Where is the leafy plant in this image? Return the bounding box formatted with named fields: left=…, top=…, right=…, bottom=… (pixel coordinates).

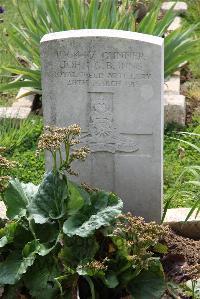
left=185, top=279, right=200, bottom=299
left=0, top=0, right=199, bottom=95
left=0, top=124, right=166, bottom=298
left=165, top=280, right=200, bottom=299
left=0, top=116, right=44, bottom=185
left=162, top=131, right=200, bottom=223
left=0, top=117, right=41, bottom=150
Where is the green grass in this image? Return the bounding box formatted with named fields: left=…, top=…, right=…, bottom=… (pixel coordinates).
left=0, top=91, right=16, bottom=106
left=162, top=0, right=200, bottom=209
left=0, top=0, right=26, bottom=78
left=182, top=0, right=200, bottom=78
left=0, top=116, right=45, bottom=185
left=164, top=117, right=200, bottom=208
left=0, top=0, right=27, bottom=105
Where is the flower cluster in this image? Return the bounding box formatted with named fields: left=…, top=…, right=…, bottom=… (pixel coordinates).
left=69, top=146, right=90, bottom=162
left=81, top=260, right=108, bottom=273
left=81, top=182, right=99, bottom=193
left=0, top=147, right=17, bottom=192
left=37, top=124, right=82, bottom=153
left=0, top=155, right=17, bottom=170
left=114, top=213, right=166, bottom=243
left=37, top=131, right=63, bottom=153
left=0, top=176, right=10, bottom=192
left=37, top=124, right=90, bottom=174
left=111, top=213, right=167, bottom=270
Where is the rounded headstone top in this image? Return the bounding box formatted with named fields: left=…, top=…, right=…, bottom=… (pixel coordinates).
left=40, top=29, right=164, bottom=46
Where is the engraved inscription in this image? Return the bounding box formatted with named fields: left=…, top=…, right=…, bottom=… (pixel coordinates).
left=81, top=93, right=139, bottom=153
left=50, top=43, right=152, bottom=88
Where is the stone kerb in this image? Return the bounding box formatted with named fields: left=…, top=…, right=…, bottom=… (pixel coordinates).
left=12, top=87, right=35, bottom=109
left=161, top=1, right=188, bottom=14
left=163, top=2, right=187, bottom=126
left=0, top=107, right=31, bottom=119
left=168, top=16, right=182, bottom=32
left=164, top=208, right=200, bottom=240
left=41, top=29, right=164, bottom=222
left=164, top=94, right=186, bottom=126
left=0, top=88, right=35, bottom=120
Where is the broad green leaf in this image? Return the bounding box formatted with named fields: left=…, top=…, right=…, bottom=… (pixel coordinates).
left=29, top=171, right=68, bottom=224
left=0, top=240, right=40, bottom=285
left=21, top=182, right=39, bottom=204
left=153, top=243, right=168, bottom=254
left=111, top=235, right=129, bottom=257
left=0, top=222, right=18, bottom=248
left=0, top=236, right=8, bottom=248
left=67, top=181, right=89, bottom=215
left=24, top=257, right=60, bottom=299
left=34, top=222, right=59, bottom=243
left=103, top=273, right=119, bottom=288
left=60, top=235, right=99, bottom=266
left=4, top=179, right=38, bottom=220
left=0, top=239, right=56, bottom=285
left=1, top=284, right=21, bottom=299
left=63, top=191, right=123, bottom=237
left=127, top=259, right=166, bottom=299
left=22, top=239, right=55, bottom=257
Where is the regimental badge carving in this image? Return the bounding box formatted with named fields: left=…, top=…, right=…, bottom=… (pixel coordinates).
left=81, top=93, right=139, bottom=153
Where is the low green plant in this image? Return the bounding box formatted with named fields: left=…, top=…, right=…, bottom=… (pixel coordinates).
left=0, top=0, right=199, bottom=96
left=185, top=279, right=200, bottom=299
left=166, top=280, right=200, bottom=299
left=182, top=0, right=200, bottom=78
left=0, top=124, right=166, bottom=298
left=0, top=116, right=44, bottom=185
left=162, top=131, right=200, bottom=222
left=0, top=117, right=42, bottom=150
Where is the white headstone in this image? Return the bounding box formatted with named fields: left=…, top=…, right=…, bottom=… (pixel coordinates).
left=41, top=29, right=164, bottom=222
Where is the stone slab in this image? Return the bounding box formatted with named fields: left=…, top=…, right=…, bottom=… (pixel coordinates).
left=0, top=107, right=31, bottom=119
left=12, top=87, right=35, bottom=109
left=164, top=74, right=180, bottom=95
left=164, top=94, right=186, bottom=125
left=41, top=29, right=164, bottom=222
left=161, top=2, right=188, bottom=14
left=168, top=16, right=182, bottom=32
left=164, top=208, right=200, bottom=240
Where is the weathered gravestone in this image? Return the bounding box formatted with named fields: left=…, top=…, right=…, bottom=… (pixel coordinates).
left=41, top=29, right=164, bottom=222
